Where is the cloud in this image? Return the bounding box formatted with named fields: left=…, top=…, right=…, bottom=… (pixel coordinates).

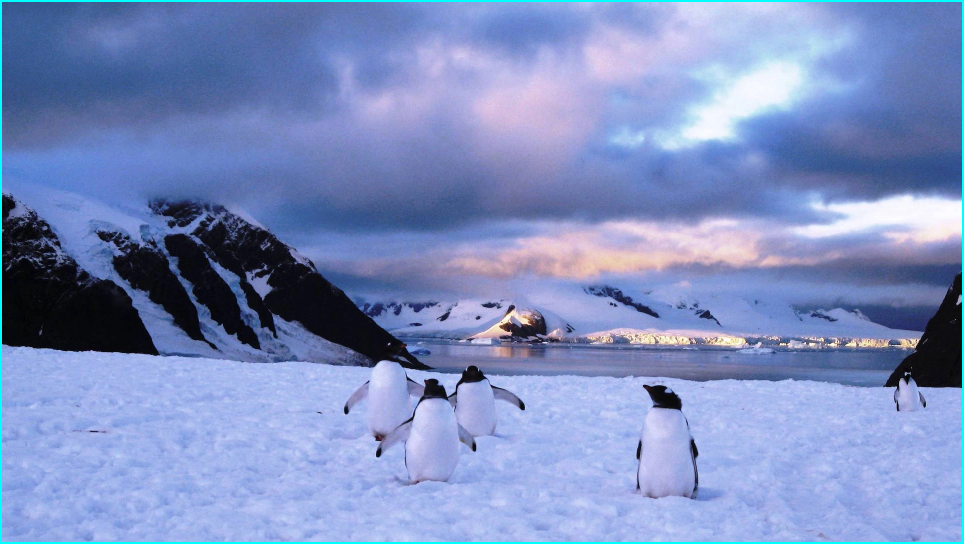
left=3, top=3, right=960, bottom=318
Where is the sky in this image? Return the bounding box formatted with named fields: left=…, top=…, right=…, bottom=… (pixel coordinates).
left=3, top=3, right=961, bottom=330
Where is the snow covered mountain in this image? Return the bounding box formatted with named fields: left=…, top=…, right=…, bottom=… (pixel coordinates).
left=2, top=194, right=157, bottom=355
left=358, top=283, right=922, bottom=348
left=3, top=186, right=424, bottom=367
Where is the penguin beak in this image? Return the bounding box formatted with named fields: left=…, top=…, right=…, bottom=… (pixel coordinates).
left=643, top=384, right=652, bottom=392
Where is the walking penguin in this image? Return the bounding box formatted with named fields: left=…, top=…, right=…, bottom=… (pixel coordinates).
left=894, top=369, right=927, bottom=412
left=344, top=342, right=427, bottom=440
left=448, top=365, right=526, bottom=437
left=636, top=384, right=699, bottom=499
left=377, top=379, right=477, bottom=483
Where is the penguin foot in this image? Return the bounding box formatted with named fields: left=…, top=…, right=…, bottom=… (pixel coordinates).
left=374, top=434, right=385, bottom=441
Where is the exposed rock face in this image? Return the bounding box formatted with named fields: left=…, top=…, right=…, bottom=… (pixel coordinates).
left=2, top=195, right=157, bottom=355
left=695, top=309, right=721, bottom=326
left=151, top=200, right=426, bottom=369
left=810, top=311, right=838, bottom=322
left=361, top=301, right=439, bottom=317
left=164, top=233, right=261, bottom=350
left=97, top=230, right=213, bottom=348
left=497, top=306, right=548, bottom=338
left=886, top=274, right=962, bottom=388
left=585, top=286, right=660, bottom=318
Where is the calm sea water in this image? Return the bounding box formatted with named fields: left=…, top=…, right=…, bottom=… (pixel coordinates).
left=407, top=340, right=910, bottom=387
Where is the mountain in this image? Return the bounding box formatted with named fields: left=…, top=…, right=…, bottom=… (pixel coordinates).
left=3, top=195, right=157, bottom=355
left=2, top=186, right=425, bottom=368
left=886, top=274, right=962, bottom=387
left=357, top=283, right=922, bottom=348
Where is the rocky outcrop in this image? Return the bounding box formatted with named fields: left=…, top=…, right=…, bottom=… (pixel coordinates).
left=2, top=194, right=157, bottom=355
left=497, top=305, right=547, bottom=338
left=886, top=274, right=962, bottom=388
left=585, top=286, right=660, bottom=318
left=164, top=233, right=261, bottom=350
left=361, top=301, right=439, bottom=317
left=97, top=230, right=214, bottom=349
left=695, top=309, right=721, bottom=326
left=151, top=200, right=426, bottom=369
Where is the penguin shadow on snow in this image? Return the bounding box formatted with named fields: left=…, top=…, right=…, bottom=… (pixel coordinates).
left=691, top=486, right=723, bottom=501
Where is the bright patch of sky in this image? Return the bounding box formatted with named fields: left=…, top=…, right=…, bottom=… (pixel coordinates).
left=660, top=62, right=805, bottom=149
left=608, top=127, right=647, bottom=149
left=797, top=195, right=963, bottom=242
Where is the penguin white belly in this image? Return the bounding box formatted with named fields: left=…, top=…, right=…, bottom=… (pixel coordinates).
left=637, top=409, right=696, bottom=498
left=896, top=380, right=922, bottom=411
left=366, top=362, right=413, bottom=438
left=455, top=381, right=498, bottom=436
left=406, top=400, right=461, bottom=482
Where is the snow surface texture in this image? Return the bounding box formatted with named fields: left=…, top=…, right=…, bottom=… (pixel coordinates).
left=359, top=284, right=921, bottom=348
left=3, top=346, right=960, bottom=541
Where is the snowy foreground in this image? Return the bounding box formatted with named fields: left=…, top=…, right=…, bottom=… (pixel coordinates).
left=3, top=347, right=961, bottom=541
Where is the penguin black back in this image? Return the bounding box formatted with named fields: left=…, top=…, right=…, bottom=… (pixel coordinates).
left=644, top=384, right=682, bottom=410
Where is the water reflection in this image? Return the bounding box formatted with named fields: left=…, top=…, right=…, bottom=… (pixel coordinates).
left=409, top=340, right=907, bottom=387
left=492, top=345, right=547, bottom=359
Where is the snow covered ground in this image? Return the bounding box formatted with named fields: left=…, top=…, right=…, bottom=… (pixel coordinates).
left=3, top=346, right=961, bottom=541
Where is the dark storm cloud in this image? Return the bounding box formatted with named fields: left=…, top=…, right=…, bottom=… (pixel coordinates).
left=2, top=3, right=443, bottom=147
left=740, top=3, right=962, bottom=200
left=6, top=3, right=959, bottom=228
left=2, top=2, right=960, bottom=314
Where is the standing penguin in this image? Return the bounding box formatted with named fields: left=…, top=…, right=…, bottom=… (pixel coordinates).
left=377, top=379, right=477, bottom=483
left=447, top=366, right=525, bottom=437
left=344, top=349, right=426, bottom=440
left=636, top=384, right=698, bottom=499
left=894, top=370, right=927, bottom=412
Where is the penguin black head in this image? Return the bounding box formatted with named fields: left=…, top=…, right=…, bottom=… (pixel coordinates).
left=384, top=340, right=407, bottom=358
left=421, top=378, right=448, bottom=399
left=903, top=369, right=913, bottom=384
left=644, top=384, right=682, bottom=410
left=459, top=365, right=487, bottom=386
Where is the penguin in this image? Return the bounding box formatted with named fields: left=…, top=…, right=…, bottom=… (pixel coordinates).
left=636, top=384, right=698, bottom=499
left=376, top=379, right=477, bottom=483
left=447, top=365, right=525, bottom=437
left=382, top=339, right=432, bottom=371
left=343, top=348, right=426, bottom=440
left=894, top=370, right=927, bottom=412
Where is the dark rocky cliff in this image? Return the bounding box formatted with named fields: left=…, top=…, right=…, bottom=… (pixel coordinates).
left=150, top=200, right=427, bottom=369
left=3, top=194, right=157, bottom=355
left=886, top=274, right=962, bottom=387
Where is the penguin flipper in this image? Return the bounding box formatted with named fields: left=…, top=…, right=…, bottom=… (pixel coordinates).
left=691, top=439, right=699, bottom=497
left=344, top=381, right=369, bottom=414
left=457, top=423, right=477, bottom=452
left=919, top=392, right=926, bottom=408
left=447, top=393, right=458, bottom=408
left=636, top=440, right=642, bottom=460
left=376, top=418, right=412, bottom=457
left=492, top=386, right=525, bottom=410
left=407, top=377, right=425, bottom=397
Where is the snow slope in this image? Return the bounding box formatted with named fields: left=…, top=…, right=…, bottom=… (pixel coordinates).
left=3, top=346, right=960, bottom=541
left=360, top=282, right=921, bottom=348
